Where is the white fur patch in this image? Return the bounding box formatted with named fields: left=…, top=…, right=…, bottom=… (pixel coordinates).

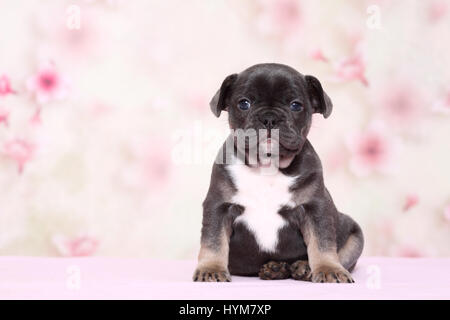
left=227, top=157, right=297, bottom=253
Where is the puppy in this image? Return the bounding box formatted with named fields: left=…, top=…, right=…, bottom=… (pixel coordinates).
left=193, top=63, right=364, bottom=283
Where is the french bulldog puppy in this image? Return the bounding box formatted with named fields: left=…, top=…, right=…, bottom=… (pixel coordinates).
left=193, top=63, right=364, bottom=283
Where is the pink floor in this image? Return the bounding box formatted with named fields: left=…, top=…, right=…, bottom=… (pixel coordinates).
left=0, top=256, right=449, bottom=299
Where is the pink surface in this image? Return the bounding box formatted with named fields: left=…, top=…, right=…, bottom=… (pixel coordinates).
left=0, top=257, right=449, bottom=299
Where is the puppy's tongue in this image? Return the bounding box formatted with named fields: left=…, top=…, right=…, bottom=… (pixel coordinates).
left=261, top=137, right=280, bottom=155
left=264, top=138, right=272, bottom=156
left=259, top=155, right=279, bottom=171
left=259, top=138, right=277, bottom=168
left=260, top=155, right=271, bottom=166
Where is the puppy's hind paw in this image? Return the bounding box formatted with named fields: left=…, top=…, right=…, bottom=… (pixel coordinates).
left=290, top=260, right=312, bottom=281
left=193, top=268, right=231, bottom=282
left=258, top=261, right=291, bottom=280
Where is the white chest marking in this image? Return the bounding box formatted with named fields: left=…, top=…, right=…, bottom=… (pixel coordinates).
left=227, top=159, right=297, bottom=253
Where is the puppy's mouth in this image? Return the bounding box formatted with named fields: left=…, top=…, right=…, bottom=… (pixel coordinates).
left=278, top=141, right=301, bottom=154
left=232, top=127, right=304, bottom=168
left=258, top=138, right=298, bottom=156
left=254, top=137, right=302, bottom=169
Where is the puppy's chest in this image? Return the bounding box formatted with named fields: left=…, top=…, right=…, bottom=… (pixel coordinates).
left=227, top=163, right=297, bottom=253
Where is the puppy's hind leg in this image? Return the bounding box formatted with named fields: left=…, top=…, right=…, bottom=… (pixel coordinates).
left=336, top=213, right=364, bottom=272
left=258, top=261, right=291, bottom=280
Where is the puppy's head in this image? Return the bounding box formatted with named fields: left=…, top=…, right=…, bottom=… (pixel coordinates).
left=210, top=63, right=332, bottom=167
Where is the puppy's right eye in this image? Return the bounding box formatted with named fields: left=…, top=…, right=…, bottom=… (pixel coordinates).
left=290, top=101, right=303, bottom=112
left=238, top=99, right=251, bottom=110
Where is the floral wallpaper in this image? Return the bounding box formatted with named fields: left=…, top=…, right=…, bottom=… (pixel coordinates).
left=0, top=0, right=449, bottom=258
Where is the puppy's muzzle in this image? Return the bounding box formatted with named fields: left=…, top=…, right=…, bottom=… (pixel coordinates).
left=258, top=111, right=282, bottom=130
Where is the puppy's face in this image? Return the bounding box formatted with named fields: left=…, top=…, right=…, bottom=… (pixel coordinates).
left=210, top=63, right=333, bottom=167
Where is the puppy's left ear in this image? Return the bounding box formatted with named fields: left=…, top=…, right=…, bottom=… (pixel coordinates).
left=305, top=75, right=333, bottom=118
left=210, top=73, right=238, bottom=117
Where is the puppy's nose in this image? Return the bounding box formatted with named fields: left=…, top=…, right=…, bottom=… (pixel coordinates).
left=259, top=112, right=280, bottom=129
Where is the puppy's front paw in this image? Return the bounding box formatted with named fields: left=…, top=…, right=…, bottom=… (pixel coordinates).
left=311, top=265, right=354, bottom=283
left=193, top=267, right=231, bottom=282
left=258, top=261, right=290, bottom=280
left=290, top=260, right=312, bottom=281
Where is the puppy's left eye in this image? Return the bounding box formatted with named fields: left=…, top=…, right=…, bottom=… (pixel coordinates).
left=238, top=99, right=251, bottom=110
left=290, top=101, right=303, bottom=112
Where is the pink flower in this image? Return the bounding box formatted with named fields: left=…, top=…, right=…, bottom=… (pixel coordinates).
left=309, top=48, right=329, bottom=63
left=0, top=75, right=15, bottom=96
left=256, top=0, right=303, bottom=38
left=30, top=108, right=42, bottom=125
left=428, top=1, right=448, bottom=22
left=3, top=139, right=34, bottom=173
left=346, top=122, right=394, bottom=176
left=186, top=91, right=209, bottom=113
left=90, top=102, right=113, bottom=118
left=380, top=82, right=423, bottom=125
left=432, top=90, right=450, bottom=115
left=444, top=205, right=450, bottom=222
left=403, top=194, right=419, bottom=212
left=325, top=146, right=347, bottom=172
left=0, top=108, right=9, bottom=126
left=378, top=220, right=394, bottom=238
left=145, top=145, right=171, bottom=187
left=121, top=137, right=172, bottom=191
left=26, top=63, right=69, bottom=104
left=397, top=245, right=423, bottom=258
left=334, top=53, right=368, bottom=86
left=59, top=14, right=97, bottom=56
left=52, top=234, right=99, bottom=257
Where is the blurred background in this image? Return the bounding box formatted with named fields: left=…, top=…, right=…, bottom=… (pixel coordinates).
left=0, top=0, right=449, bottom=259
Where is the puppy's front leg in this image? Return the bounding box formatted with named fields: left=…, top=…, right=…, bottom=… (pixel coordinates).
left=301, top=202, right=354, bottom=283
left=193, top=203, right=243, bottom=282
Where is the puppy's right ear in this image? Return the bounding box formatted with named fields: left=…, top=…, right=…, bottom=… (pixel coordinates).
left=210, top=73, right=238, bottom=117
left=305, top=75, right=333, bottom=119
